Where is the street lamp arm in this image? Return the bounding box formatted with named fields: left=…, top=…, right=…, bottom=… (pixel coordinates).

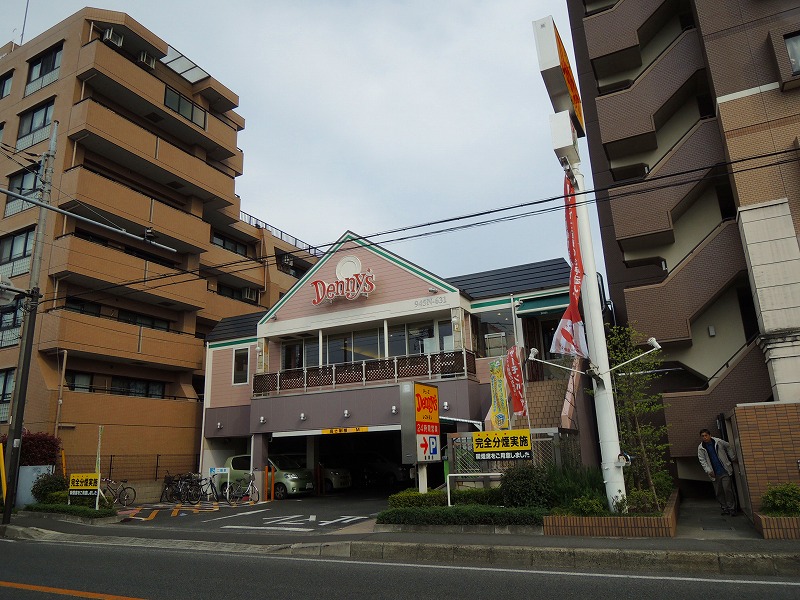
left=598, top=338, right=661, bottom=377
left=527, top=348, right=597, bottom=376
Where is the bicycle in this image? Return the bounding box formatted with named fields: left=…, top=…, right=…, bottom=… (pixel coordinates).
left=101, top=478, right=136, bottom=507
left=227, top=472, right=260, bottom=504
left=191, top=473, right=230, bottom=505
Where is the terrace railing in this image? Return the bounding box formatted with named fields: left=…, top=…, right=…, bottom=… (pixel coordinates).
left=253, top=349, right=477, bottom=396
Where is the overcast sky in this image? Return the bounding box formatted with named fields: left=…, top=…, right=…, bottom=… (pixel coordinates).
left=1, top=1, right=603, bottom=280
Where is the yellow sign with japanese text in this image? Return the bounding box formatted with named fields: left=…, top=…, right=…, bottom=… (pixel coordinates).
left=322, top=427, right=368, bottom=434
left=472, top=429, right=532, bottom=460
left=69, top=472, right=100, bottom=496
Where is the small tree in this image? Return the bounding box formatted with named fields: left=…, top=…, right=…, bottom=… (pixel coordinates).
left=606, top=325, right=670, bottom=510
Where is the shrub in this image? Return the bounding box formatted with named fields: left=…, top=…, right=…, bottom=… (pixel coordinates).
left=31, top=472, right=67, bottom=503
left=23, top=503, right=116, bottom=519
left=387, top=489, right=447, bottom=508
left=761, top=482, right=800, bottom=516
left=613, top=488, right=660, bottom=514
left=569, top=494, right=608, bottom=516
left=500, top=462, right=553, bottom=508
left=376, top=504, right=545, bottom=526
left=46, top=491, right=69, bottom=504
left=651, top=471, right=675, bottom=504
left=0, top=431, right=61, bottom=466
left=451, top=486, right=504, bottom=506
left=546, top=464, right=606, bottom=508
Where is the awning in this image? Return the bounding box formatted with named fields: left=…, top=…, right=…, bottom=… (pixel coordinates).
left=516, top=293, right=569, bottom=315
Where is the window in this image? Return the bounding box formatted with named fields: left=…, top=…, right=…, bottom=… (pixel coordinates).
left=118, top=309, right=169, bottom=331
left=0, top=300, right=23, bottom=348
left=0, top=72, right=11, bottom=98
left=327, top=333, right=351, bottom=364
left=388, top=324, right=407, bottom=357
left=26, top=44, right=62, bottom=95
left=111, top=376, right=165, bottom=398
left=65, top=371, right=92, bottom=392
left=211, top=232, right=248, bottom=256
left=65, top=297, right=101, bottom=315
left=17, top=99, right=55, bottom=150
left=0, top=368, right=14, bottom=422
left=352, top=328, right=382, bottom=361
left=787, top=33, right=800, bottom=75
left=473, top=308, right=516, bottom=358
left=233, top=348, right=249, bottom=384
left=164, top=86, right=206, bottom=128
left=0, top=229, right=34, bottom=277
left=5, top=167, right=38, bottom=217
left=407, top=322, right=435, bottom=355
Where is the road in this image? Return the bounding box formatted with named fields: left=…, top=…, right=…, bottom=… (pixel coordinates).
left=1, top=538, right=798, bottom=600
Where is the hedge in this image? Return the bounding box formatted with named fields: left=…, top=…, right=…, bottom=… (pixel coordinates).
left=376, top=504, right=546, bottom=526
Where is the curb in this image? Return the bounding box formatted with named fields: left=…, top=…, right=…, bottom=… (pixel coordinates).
left=16, top=511, right=124, bottom=525
left=2, top=526, right=798, bottom=576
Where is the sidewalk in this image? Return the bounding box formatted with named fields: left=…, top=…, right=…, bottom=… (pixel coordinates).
left=2, top=497, right=798, bottom=577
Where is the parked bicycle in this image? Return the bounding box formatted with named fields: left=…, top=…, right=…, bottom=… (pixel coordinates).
left=160, top=471, right=198, bottom=504
left=190, top=473, right=229, bottom=505
left=101, top=478, right=136, bottom=507
left=227, top=472, right=260, bottom=504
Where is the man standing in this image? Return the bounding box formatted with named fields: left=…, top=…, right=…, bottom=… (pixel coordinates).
left=698, top=428, right=737, bottom=515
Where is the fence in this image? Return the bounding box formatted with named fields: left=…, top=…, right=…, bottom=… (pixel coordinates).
left=446, top=428, right=581, bottom=482
left=58, top=454, right=199, bottom=481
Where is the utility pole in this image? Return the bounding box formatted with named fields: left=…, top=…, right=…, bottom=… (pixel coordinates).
left=2, top=123, right=57, bottom=525
left=533, top=17, right=626, bottom=509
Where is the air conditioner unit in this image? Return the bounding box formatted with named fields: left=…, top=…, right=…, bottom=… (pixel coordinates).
left=137, top=51, right=156, bottom=70
left=242, top=288, right=258, bottom=302
left=102, top=28, right=123, bottom=48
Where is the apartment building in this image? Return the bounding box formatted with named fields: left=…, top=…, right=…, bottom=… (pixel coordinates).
left=566, top=0, right=800, bottom=512
left=0, top=8, right=316, bottom=465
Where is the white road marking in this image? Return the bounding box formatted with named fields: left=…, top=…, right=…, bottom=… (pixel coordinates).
left=201, top=508, right=272, bottom=523
left=222, top=525, right=315, bottom=532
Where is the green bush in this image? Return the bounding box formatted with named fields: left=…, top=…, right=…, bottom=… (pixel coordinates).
left=376, top=504, right=545, bottom=526
left=568, top=494, right=608, bottom=516
left=546, top=464, right=606, bottom=507
left=761, top=482, right=800, bottom=516
left=31, top=472, right=67, bottom=503
left=500, top=462, right=552, bottom=508
left=23, top=503, right=116, bottom=519
left=451, top=486, right=504, bottom=506
left=46, top=491, right=69, bottom=504
left=387, top=489, right=447, bottom=508
left=0, top=431, right=61, bottom=466
left=613, top=488, right=660, bottom=514
left=651, top=471, right=675, bottom=504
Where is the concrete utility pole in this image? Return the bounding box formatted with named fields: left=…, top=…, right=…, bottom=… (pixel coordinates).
left=2, top=122, right=57, bottom=525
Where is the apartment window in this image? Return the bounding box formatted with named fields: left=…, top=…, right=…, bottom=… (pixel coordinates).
left=65, top=371, right=92, bottom=392
left=111, top=376, right=165, bottom=398
left=0, top=300, right=23, bottom=348
left=787, top=33, right=800, bottom=75
left=233, top=348, right=249, bottom=384
left=25, top=43, right=62, bottom=95
left=0, top=229, right=35, bottom=278
left=164, top=86, right=206, bottom=128
left=0, top=368, right=14, bottom=422
left=211, top=232, right=248, bottom=256
left=118, top=309, right=169, bottom=331
left=5, top=167, right=38, bottom=217
left=17, top=99, right=55, bottom=150
left=65, top=296, right=102, bottom=316
left=0, top=72, right=11, bottom=98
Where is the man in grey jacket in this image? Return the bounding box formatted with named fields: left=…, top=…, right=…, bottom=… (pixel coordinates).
left=698, top=428, right=737, bottom=515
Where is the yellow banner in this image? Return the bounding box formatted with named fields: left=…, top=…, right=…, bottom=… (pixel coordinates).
left=488, top=358, right=510, bottom=429
left=473, top=429, right=532, bottom=460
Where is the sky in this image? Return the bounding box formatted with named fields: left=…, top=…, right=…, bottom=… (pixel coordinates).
left=1, top=0, right=603, bottom=281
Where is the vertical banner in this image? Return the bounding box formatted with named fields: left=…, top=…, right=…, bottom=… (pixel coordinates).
left=550, top=176, right=589, bottom=358
left=488, top=358, right=510, bottom=430
left=504, top=346, right=526, bottom=417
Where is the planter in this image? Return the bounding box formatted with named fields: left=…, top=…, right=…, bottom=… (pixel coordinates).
left=754, top=512, right=800, bottom=539
left=543, top=490, right=679, bottom=537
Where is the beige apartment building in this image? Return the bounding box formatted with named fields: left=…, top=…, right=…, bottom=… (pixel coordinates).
left=0, top=8, right=316, bottom=470
left=567, top=0, right=800, bottom=513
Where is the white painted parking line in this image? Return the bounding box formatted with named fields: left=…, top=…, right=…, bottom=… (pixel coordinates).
left=201, top=508, right=272, bottom=523
left=222, top=525, right=315, bottom=532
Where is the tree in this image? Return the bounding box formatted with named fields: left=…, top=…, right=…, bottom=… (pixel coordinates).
left=606, top=325, right=670, bottom=510
left=0, top=431, right=61, bottom=466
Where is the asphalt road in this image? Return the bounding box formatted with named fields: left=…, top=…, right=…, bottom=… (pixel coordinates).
left=1, top=538, right=798, bottom=600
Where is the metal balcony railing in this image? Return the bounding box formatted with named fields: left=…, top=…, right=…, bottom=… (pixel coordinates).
left=253, top=349, right=477, bottom=396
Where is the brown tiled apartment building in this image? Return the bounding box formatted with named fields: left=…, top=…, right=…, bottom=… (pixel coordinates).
left=0, top=8, right=316, bottom=466
left=566, top=0, right=800, bottom=513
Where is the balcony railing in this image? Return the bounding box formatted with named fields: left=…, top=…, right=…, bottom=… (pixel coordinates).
left=239, top=210, right=324, bottom=257
left=253, top=349, right=477, bottom=396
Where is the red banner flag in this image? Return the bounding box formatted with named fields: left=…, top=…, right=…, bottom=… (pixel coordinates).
left=550, top=176, right=589, bottom=358
left=504, top=346, right=527, bottom=417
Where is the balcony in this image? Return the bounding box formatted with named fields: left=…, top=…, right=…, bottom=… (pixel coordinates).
left=584, top=0, right=665, bottom=60
left=609, top=118, right=724, bottom=246
left=197, top=290, right=260, bottom=323
left=201, top=243, right=266, bottom=288
left=58, top=167, right=210, bottom=254
left=38, top=310, right=204, bottom=370
left=596, top=30, right=703, bottom=150
left=66, top=99, right=237, bottom=206
left=48, top=235, right=207, bottom=310
left=76, top=40, right=241, bottom=161
left=624, top=221, right=746, bottom=343
left=253, top=350, right=478, bottom=396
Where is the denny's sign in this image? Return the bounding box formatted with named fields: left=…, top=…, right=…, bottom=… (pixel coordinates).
left=311, top=255, right=376, bottom=305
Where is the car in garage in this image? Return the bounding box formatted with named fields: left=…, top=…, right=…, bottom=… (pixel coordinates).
left=224, top=454, right=314, bottom=500
left=285, top=453, right=352, bottom=493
